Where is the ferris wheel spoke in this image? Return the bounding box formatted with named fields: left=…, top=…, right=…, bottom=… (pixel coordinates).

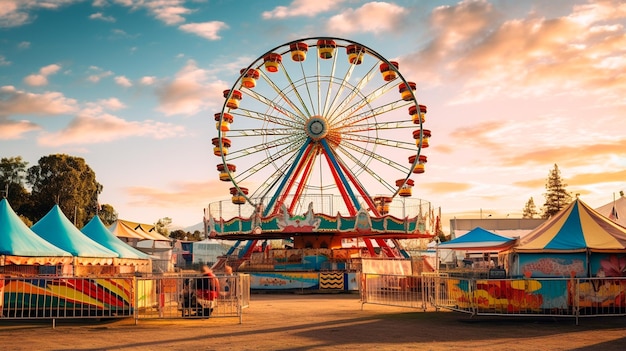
left=334, top=145, right=396, bottom=194
left=279, top=61, right=313, bottom=118
left=258, top=70, right=308, bottom=122
left=320, top=52, right=339, bottom=117
left=339, top=120, right=415, bottom=134
left=236, top=142, right=300, bottom=185
left=227, top=134, right=304, bottom=161
left=332, top=86, right=411, bottom=127
left=341, top=132, right=418, bottom=151
left=338, top=139, right=412, bottom=174
left=298, top=63, right=317, bottom=116
left=323, top=60, right=359, bottom=120
left=239, top=91, right=303, bottom=127
left=231, top=127, right=303, bottom=137
left=327, top=61, right=379, bottom=124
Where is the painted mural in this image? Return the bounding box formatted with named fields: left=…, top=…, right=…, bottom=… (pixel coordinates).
left=518, top=253, right=587, bottom=278
left=2, top=277, right=133, bottom=317
left=448, top=278, right=570, bottom=312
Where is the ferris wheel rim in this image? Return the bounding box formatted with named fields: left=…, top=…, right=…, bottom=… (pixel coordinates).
left=215, top=36, right=426, bottom=214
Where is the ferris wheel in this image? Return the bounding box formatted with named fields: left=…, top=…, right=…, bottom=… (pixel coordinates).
left=213, top=37, right=430, bottom=219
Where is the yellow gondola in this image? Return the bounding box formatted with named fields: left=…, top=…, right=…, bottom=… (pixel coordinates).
left=263, top=53, right=282, bottom=73
left=398, top=82, right=417, bottom=101
left=223, top=89, right=242, bottom=109
left=290, top=42, right=309, bottom=62
left=379, top=61, right=399, bottom=81
left=317, top=39, right=336, bottom=59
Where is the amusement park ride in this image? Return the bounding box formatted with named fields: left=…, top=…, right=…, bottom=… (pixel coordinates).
left=205, top=37, right=440, bottom=274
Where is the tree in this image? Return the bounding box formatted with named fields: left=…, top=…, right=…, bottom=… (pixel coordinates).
left=98, top=203, right=118, bottom=226
left=155, top=217, right=172, bottom=238
left=0, top=156, right=31, bottom=212
left=542, top=164, right=572, bottom=219
left=26, top=154, right=102, bottom=227
left=522, top=197, right=539, bottom=219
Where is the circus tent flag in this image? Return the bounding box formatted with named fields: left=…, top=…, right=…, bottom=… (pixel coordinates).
left=31, top=205, right=118, bottom=264
left=0, top=198, right=72, bottom=265
left=595, top=191, right=626, bottom=227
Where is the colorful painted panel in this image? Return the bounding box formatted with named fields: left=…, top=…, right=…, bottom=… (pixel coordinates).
left=2, top=277, right=133, bottom=316
left=250, top=272, right=319, bottom=290
left=448, top=278, right=568, bottom=312
left=518, top=253, right=587, bottom=278
left=589, top=253, right=626, bottom=277
left=576, top=279, right=626, bottom=309
left=319, top=272, right=344, bottom=290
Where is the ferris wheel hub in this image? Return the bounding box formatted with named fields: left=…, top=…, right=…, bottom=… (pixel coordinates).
left=305, top=116, right=329, bottom=141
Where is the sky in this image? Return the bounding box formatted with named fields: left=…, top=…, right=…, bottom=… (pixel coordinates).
left=1, top=0, right=625, bottom=232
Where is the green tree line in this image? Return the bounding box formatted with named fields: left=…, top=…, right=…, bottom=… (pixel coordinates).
left=1, top=154, right=116, bottom=228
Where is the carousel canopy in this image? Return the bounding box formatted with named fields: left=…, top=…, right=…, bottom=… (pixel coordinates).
left=0, top=198, right=72, bottom=258
left=515, top=198, right=626, bottom=253
left=438, top=226, right=517, bottom=251
left=81, top=216, right=150, bottom=259
left=31, top=205, right=118, bottom=258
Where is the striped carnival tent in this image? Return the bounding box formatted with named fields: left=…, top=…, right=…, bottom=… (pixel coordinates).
left=507, top=198, right=626, bottom=278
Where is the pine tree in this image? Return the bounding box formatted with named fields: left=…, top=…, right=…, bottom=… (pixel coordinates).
left=522, top=197, right=539, bottom=218
left=542, top=164, right=572, bottom=218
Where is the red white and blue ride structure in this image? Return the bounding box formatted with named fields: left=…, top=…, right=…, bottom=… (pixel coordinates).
left=206, top=37, right=439, bottom=281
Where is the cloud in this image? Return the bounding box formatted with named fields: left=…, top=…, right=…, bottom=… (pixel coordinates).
left=140, top=0, right=193, bottom=25
left=89, top=12, right=115, bottom=22
left=502, top=139, right=626, bottom=168
left=23, top=63, right=62, bottom=86
left=262, top=0, right=341, bottom=19
left=140, top=76, right=156, bottom=85
left=155, top=60, right=228, bottom=116
left=115, top=75, right=132, bottom=87
left=38, top=103, right=185, bottom=147
left=421, top=181, right=473, bottom=193
left=87, top=66, right=113, bottom=83
left=0, top=0, right=78, bottom=28
left=179, top=21, right=228, bottom=40
left=125, top=179, right=231, bottom=214
left=400, top=0, right=626, bottom=106
left=0, top=85, right=78, bottom=117
left=0, top=55, right=10, bottom=66
left=0, top=119, right=41, bottom=140
left=326, top=2, right=408, bottom=34
left=18, top=41, right=30, bottom=49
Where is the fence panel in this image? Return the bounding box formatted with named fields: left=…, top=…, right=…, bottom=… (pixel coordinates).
left=1, top=276, right=134, bottom=319
left=1, top=274, right=249, bottom=323
left=135, top=274, right=249, bottom=321
left=360, top=273, right=424, bottom=309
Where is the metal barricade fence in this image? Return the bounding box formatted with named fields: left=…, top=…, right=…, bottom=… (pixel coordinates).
left=363, top=273, right=626, bottom=325
left=1, top=274, right=250, bottom=325
left=360, top=273, right=425, bottom=310
left=1, top=276, right=135, bottom=322
left=135, top=273, right=249, bottom=323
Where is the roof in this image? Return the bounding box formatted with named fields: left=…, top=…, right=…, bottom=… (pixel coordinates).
left=438, top=226, right=517, bottom=251
left=0, top=198, right=72, bottom=259
left=81, top=216, right=150, bottom=260
left=31, top=205, right=118, bottom=258
left=515, top=198, right=626, bottom=253
left=108, top=220, right=147, bottom=239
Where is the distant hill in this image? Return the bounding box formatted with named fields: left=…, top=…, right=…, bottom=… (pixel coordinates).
left=184, top=221, right=204, bottom=233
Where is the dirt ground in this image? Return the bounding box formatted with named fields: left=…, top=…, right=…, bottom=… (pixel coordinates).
left=0, top=293, right=625, bottom=351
